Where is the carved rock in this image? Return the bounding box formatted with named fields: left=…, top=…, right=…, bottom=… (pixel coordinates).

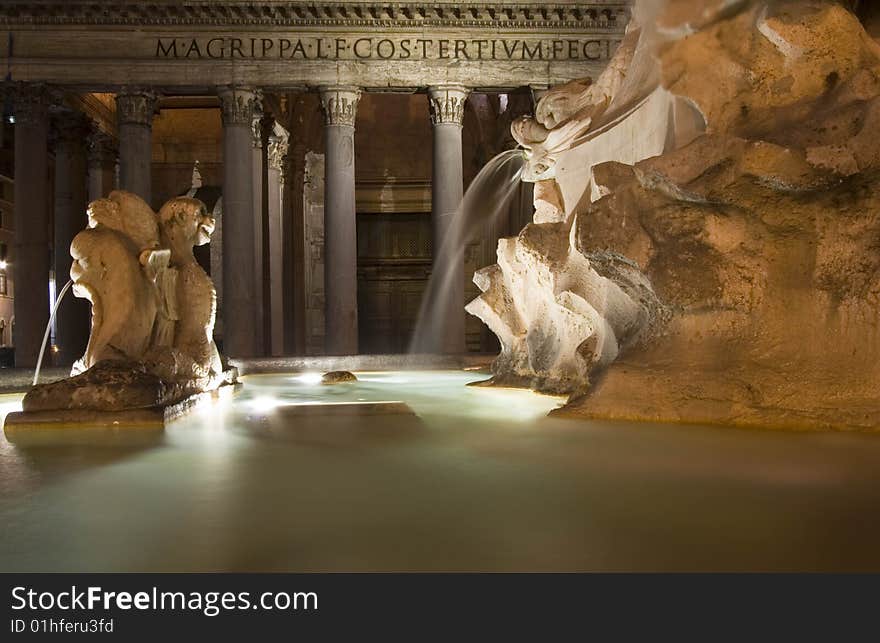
left=24, top=360, right=171, bottom=412
left=471, top=0, right=880, bottom=429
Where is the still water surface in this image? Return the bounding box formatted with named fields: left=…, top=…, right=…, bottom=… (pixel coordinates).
left=2, top=370, right=880, bottom=571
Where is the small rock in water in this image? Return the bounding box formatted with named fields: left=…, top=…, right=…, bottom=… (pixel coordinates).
left=321, top=370, right=358, bottom=385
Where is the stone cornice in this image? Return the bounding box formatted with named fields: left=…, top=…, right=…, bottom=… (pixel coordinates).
left=0, top=2, right=629, bottom=30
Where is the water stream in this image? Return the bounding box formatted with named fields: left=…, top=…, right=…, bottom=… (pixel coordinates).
left=33, top=278, right=73, bottom=385
left=408, top=148, right=524, bottom=354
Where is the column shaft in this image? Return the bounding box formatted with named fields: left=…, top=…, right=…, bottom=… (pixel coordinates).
left=116, top=90, right=156, bottom=205
left=87, top=130, right=117, bottom=202
left=319, top=87, right=360, bottom=355
left=429, top=85, right=469, bottom=354
left=251, top=114, right=266, bottom=355
left=281, top=149, right=300, bottom=355
left=219, top=88, right=259, bottom=357
left=52, top=112, right=91, bottom=366
left=12, top=86, right=51, bottom=368
left=267, top=130, right=288, bottom=356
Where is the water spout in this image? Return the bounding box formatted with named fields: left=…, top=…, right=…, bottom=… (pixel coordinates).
left=33, top=278, right=73, bottom=386
left=409, top=149, right=525, bottom=354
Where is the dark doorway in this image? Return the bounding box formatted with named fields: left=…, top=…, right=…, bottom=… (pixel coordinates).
left=357, top=212, right=432, bottom=354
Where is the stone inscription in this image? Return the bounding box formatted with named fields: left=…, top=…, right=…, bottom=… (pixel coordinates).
left=156, top=37, right=619, bottom=62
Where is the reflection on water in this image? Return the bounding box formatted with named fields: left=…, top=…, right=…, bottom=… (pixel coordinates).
left=2, top=371, right=880, bottom=572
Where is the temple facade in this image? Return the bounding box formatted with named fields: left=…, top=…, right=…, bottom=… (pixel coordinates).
left=0, top=1, right=628, bottom=365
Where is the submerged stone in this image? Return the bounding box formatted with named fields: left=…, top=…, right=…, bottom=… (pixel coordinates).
left=321, top=370, right=358, bottom=385
left=250, top=401, right=421, bottom=445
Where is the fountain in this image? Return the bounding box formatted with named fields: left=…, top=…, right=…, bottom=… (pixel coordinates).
left=466, top=0, right=880, bottom=430
left=408, top=148, right=524, bottom=355
left=3, top=0, right=880, bottom=575
left=4, top=190, right=236, bottom=433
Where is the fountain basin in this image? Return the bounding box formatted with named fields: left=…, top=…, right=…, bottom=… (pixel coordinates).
left=3, top=360, right=880, bottom=572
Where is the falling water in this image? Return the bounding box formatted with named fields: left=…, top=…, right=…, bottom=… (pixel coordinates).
left=409, top=148, right=524, bottom=354
left=33, top=278, right=73, bottom=386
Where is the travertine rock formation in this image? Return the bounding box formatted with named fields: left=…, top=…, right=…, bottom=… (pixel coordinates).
left=469, top=0, right=880, bottom=429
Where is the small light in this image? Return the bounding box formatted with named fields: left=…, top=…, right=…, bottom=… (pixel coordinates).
left=6, top=115, right=14, bottom=124
left=0, top=260, right=7, bottom=270
left=296, top=372, right=323, bottom=385
left=248, top=396, right=283, bottom=413
left=50, top=345, right=59, bottom=353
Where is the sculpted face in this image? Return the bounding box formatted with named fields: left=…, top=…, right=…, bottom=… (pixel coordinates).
left=196, top=205, right=215, bottom=246
left=158, top=197, right=214, bottom=256
left=70, top=229, right=113, bottom=306
left=70, top=227, right=157, bottom=368
left=511, top=116, right=557, bottom=182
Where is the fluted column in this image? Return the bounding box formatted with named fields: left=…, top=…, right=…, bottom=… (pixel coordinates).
left=12, top=84, right=51, bottom=367
left=428, top=85, right=469, bottom=354
left=115, top=89, right=157, bottom=205
left=267, top=128, right=288, bottom=357
left=51, top=110, right=92, bottom=366
left=87, top=129, right=118, bottom=201
left=219, top=87, right=259, bottom=357
left=319, top=86, right=360, bottom=355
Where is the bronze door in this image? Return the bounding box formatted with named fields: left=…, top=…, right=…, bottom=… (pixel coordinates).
left=357, top=213, right=432, bottom=354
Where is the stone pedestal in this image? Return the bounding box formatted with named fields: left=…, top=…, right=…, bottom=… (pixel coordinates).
left=428, top=85, right=469, bottom=354
left=319, top=86, right=360, bottom=356
left=52, top=110, right=92, bottom=366
left=87, top=130, right=117, bottom=202
left=219, top=87, right=259, bottom=357
left=115, top=89, right=157, bottom=205
left=12, top=85, right=51, bottom=368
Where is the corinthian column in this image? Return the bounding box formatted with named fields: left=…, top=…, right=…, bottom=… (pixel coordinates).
left=319, top=86, right=360, bottom=355
left=251, top=109, right=268, bottom=356
left=267, top=128, right=289, bottom=357
left=51, top=109, right=92, bottom=366
left=87, top=129, right=118, bottom=201
left=218, top=87, right=259, bottom=357
left=12, top=84, right=52, bottom=368
left=115, top=88, right=157, bottom=205
left=428, top=85, right=469, bottom=354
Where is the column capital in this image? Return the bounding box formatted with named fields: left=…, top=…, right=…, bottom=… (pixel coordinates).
left=9, top=82, right=54, bottom=127
left=115, top=88, right=158, bottom=127
left=219, top=86, right=259, bottom=127
left=50, top=108, right=93, bottom=148
left=268, top=129, right=290, bottom=173
left=87, top=128, right=118, bottom=167
left=428, top=85, right=470, bottom=126
left=318, top=86, right=361, bottom=127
